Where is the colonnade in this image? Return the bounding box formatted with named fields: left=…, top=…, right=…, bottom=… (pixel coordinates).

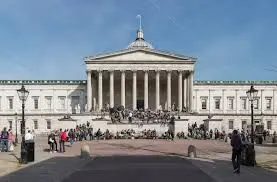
left=87, top=70, right=194, bottom=112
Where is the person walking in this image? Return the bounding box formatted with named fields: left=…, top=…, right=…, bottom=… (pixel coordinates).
left=231, top=129, right=242, bottom=174
left=59, top=129, right=66, bottom=153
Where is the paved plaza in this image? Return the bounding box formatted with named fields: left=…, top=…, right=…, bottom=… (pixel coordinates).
left=0, top=138, right=277, bottom=182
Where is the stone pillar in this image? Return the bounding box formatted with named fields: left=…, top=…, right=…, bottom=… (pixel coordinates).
left=167, top=71, right=172, bottom=111
left=133, top=71, right=137, bottom=110
left=189, top=71, right=194, bottom=111
left=86, top=71, right=92, bottom=112
left=144, top=70, right=148, bottom=110
left=155, top=70, right=160, bottom=110
left=121, top=70, right=125, bottom=108
left=109, top=71, right=114, bottom=108
left=98, top=71, right=103, bottom=111
left=178, top=71, right=183, bottom=112
left=183, top=73, right=187, bottom=109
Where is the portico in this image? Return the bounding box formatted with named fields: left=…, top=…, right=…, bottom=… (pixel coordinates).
left=85, top=29, right=196, bottom=112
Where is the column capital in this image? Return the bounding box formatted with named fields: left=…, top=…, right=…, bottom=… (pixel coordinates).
left=86, top=70, right=92, bottom=74
left=132, top=70, right=137, bottom=73
left=144, top=70, right=149, bottom=73
left=108, top=70, right=114, bottom=73
left=120, top=70, right=126, bottom=73
left=96, top=69, right=103, bottom=73
left=155, top=69, right=160, bottom=73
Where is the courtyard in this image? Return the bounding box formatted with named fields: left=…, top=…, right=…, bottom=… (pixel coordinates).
left=0, top=138, right=277, bottom=181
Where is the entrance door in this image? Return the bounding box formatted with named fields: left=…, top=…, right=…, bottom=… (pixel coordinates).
left=137, top=100, right=144, bottom=110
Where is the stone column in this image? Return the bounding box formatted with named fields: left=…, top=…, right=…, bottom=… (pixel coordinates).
left=189, top=71, right=194, bottom=111
left=98, top=71, right=103, bottom=111
left=144, top=70, right=148, bottom=110
left=167, top=71, right=172, bottom=111
left=178, top=71, right=183, bottom=112
left=183, top=73, right=187, bottom=109
left=109, top=71, right=114, bottom=108
left=133, top=71, right=137, bottom=110
left=121, top=70, right=125, bottom=108
left=155, top=70, right=160, bottom=110
left=86, top=70, right=92, bottom=112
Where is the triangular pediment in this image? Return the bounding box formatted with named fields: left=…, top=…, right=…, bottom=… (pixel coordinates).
left=85, top=48, right=196, bottom=62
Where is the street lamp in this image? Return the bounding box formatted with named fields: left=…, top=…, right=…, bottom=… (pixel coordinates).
left=17, top=84, right=29, bottom=163
left=246, top=84, right=258, bottom=144
left=14, top=112, right=18, bottom=144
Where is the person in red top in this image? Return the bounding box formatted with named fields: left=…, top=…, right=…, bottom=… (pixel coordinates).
left=8, top=129, right=13, bottom=152
left=59, top=129, right=66, bottom=153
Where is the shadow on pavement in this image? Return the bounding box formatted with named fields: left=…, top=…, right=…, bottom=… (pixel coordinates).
left=0, top=156, right=90, bottom=182
left=0, top=153, right=277, bottom=182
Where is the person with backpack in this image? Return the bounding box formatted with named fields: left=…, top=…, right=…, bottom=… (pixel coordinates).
left=1, top=127, right=9, bottom=152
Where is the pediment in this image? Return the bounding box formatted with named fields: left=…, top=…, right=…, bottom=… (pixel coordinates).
left=85, top=49, right=196, bottom=62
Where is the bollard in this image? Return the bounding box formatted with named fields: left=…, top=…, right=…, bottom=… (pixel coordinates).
left=188, top=145, right=197, bottom=158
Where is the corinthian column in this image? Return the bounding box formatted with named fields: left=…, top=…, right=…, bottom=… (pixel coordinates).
left=178, top=71, right=183, bottom=112
left=86, top=70, right=92, bottom=112
left=98, top=70, right=103, bottom=111
left=133, top=71, right=137, bottom=110
left=189, top=71, right=194, bottom=111
left=109, top=71, right=114, bottom=108
left=167, top=71, right=172, bottom=111
left=155, top=70, right=160, bottom=110
left=121, top=70, right=125, bottom=108
left=144, top=70, right=148, bottom=110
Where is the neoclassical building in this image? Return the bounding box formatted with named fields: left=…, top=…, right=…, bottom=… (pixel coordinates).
left=0, top=28, right=277, bottom=134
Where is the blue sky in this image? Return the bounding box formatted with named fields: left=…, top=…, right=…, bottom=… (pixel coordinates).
left=0, top=0, right=277, bottom=80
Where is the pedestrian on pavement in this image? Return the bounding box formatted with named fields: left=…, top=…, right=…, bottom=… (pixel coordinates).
left=231, top=129, right=242, bottom=174
left=59, top=129, right=66, bottom=153
left=1, top=127, right=9, bottom=152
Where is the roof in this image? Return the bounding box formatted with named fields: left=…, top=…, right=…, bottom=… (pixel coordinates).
left=0, top=80, right=276, bottom=85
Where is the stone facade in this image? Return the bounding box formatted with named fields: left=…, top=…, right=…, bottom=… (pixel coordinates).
left=0, top=29, right=276, bottom=135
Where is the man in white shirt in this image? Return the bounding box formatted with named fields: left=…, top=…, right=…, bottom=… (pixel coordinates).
left=25, top=130, right=34, bottom=142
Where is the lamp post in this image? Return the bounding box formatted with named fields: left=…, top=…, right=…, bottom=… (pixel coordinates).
left=17, top=84, right=29, bottom=163
left=246, top=84, right=258, bottom=144
left=15, top=112, right=18, bottom=144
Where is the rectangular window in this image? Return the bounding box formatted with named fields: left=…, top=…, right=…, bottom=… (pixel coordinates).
left=201, top=97, right=207, bottom=110
left=266, top=98, right=272, bottom=110
left=242, top=120, right=247, bottom=130
left=228, top=97, right=234, bottom=110
left=34, top=120, right=38, bottom=130
left=229, top=120, right=234, bottom=130
left=59, top=96, right=66, bottom=109
left=34, top=97, right=39, bottom=109
left=8, top=97, right=13, bottom=109
left=241, top=98, right=247, bottom=110
left=214, top=98, right=221, bottom=110
left=45, top=97, right=52, bottom=109
left=46, top=120, right=51, bottom=129
left=8, top=120, right=12, bottom=130
left=267, top=121, right=272, bottom=130
left=253, top=98, right=259, bottom=109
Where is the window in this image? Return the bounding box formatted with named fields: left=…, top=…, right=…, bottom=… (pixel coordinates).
left=45, top=97, right=52, bottom=109
left=46, top=120, right=51, bottom=129
left=59, top=96, right=66, bottom=109
left=0, top=96, right=1, bottom=110
left=241, top=98, right=247, bottom=110
left=33, top=97, right=39, bottom=109
left=8, top=120, right=12, bottom=130
left=228, top=97, right=234, bottom=110
left=8, top=97, right=13, bottom=109
left=242, top=120, right=247, bottom=130
left=253, top=98, right=259, bottom=109
left=214, top=98, right=221, bottom=110
left=34, top=120, right=38, bottom=130
left=266, top=98, right=272, bottom=110
left=201, top=97, right=207, bottom=110
left=267, top=121, right=272, bottom=130
left=229, top=120, right=234, bottom=130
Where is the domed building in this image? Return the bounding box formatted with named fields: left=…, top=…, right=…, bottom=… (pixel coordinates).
left=0, top=27, right=276, bottom=135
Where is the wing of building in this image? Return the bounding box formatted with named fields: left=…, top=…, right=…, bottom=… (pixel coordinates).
left=1, top=28, right=277, bottom=134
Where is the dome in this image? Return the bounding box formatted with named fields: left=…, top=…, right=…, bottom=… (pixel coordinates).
left=127, top=29, right=154, bottom=49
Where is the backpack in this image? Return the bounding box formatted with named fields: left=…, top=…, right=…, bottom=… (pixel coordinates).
left=1, top=131, right=8, bottom=139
